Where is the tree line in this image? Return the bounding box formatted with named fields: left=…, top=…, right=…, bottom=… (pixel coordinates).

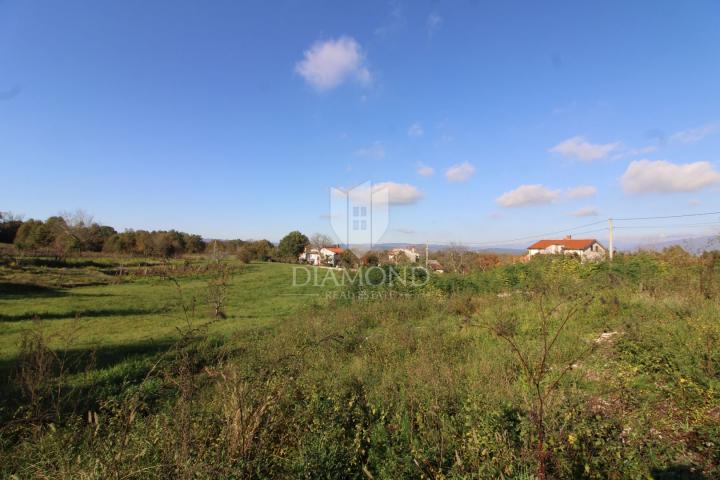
left=0, top=211, right=281, bottom=261
left=1, top=211, right=522, bottom=269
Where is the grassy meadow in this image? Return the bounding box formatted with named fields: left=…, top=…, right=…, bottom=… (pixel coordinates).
left=1, top=251, right=719, bottom=479
left=0, top=259, right=335, bottom=360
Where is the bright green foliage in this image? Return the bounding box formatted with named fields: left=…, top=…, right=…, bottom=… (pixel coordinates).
left=277, top=230, right=309, bottom=261
left=14, top=219, right=55, bottom=250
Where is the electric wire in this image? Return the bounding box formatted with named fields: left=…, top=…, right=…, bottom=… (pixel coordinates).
left=420, top=210, right=720, bottom=248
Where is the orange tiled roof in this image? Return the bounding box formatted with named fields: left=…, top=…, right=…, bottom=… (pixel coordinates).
left=528, top=238, right=597, bottom=250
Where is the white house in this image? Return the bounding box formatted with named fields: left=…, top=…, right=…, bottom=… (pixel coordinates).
left=320, top=246, right=344, bottom=266
left=299, top=246, right=345, bottom=266
left=388, top=246, right=420, bottom=263
left=527, top=236, right=607, bottom=261
left=299, top=248, right=322, bottom=265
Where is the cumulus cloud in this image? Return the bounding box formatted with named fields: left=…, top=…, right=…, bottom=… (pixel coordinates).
left=550, top=136, right=620, bottom=162
left=569, top=206, right=599, bottom=217
left=373, top=182, right=423, bottom=204
left=621, top=159, right=720, bottom=194
left=354, top=142, right=385, bottom=159
left=445, top=162, right=475, bottom=182
left=408, top=122, right=424, bottom=137
left=338, top=181, right=423, bottom=206
left=566, top=185, right=598, bottom=199
left=670, top=123, right=720, bottom=144
left=417, top=164, right=434, bottom=177
left=496, top=184, right=560, bottom=208
left=295, top=36, right=372, bottom=91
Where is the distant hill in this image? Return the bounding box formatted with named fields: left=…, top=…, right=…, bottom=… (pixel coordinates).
left=379, top=235, right=720, bottom=255
left=474, top=247, right=527, bottom=255
left=621, top=235, right=720, bottom=254
left=373, top=243, right=525, bottom=255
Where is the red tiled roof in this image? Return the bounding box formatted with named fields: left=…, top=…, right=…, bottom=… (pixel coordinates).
left=527, top=238, right=597, bottom=250
left=325, top=247, right=344, bottom=254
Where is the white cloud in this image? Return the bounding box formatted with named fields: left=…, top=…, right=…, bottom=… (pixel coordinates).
left=373, top=182, right=423, bottom=205
left=295, top=36, right=372, bottom=91
left=340, top=181, right=423, bottom=206
left=550, top=136, right=620, bottom=162
left=670, top=123, right=720, bottom=144
left=427, top=13, right=442, bottom=34
left=496, top=184, right=560, bottom=208
left=445, top=162, right=475, bottom=182
left=408, top=122, right=424, bottom=137
left=569, top=206, right=599, bottom=217
left=354, top=142, right=385, bottom=159
left=417, top=164, right=434, bottom=177
left=621, top=159, right=720, bottom=194
left=566, top=185, right=597, bottom=199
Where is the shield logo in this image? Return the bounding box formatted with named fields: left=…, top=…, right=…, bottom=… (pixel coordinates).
left=330, top=181, right=389, bottom=256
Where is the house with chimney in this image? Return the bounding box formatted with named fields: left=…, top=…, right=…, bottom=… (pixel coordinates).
left=299, top=246, right=344, bottom=266
left=527, top=235, right=607, bottom=261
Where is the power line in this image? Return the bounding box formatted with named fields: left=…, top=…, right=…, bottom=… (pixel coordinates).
left=487, top=226, right=610, bottom=246
left=614, top=211, right=720, bottom=221
left=420, top=210, right=719, bottom=250
left=614, top=221, right=720, bottom=230
left=564, top=227, right=609, bottom=236
left=428, top=219, right=606, bottom=247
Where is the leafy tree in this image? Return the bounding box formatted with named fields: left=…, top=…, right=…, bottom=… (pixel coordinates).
left=14, top=219, right=55, bottom=251
left=84, top=224, right=117, bottom=252
left=337, top=249, right=358, bottom=268
left=45, top=216, right=83, bottom=259
left=103, top=230, right=139, bottom=255
left=362, top=251, right=380, bottom=266
left=185, top=234, right=206, bottom=254
left=474, top=253, right=501, bottom=272
left=240, top=240, right=274, bottom=261
left=237, top=246, right=253, bottom=264
left=277, top=231, right=309, bottom=261
left=0, top=212, right=23, bottom=244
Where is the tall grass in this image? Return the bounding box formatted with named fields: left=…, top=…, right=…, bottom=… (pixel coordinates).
left=1, top=251, right=719, bottom=478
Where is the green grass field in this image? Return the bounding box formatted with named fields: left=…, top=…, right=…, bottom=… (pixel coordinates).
left=0, top=260, right=334, bottom=360
left=1, top=252, right=719, bottom=478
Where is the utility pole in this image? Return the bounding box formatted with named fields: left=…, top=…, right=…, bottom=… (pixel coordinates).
left=608, top=218, right=614, bottom=260
left=425, top=240, right=429, bottom=269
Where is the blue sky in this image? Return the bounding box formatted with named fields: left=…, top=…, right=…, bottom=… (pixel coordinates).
left=1, top=0, right=719, bottom=245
